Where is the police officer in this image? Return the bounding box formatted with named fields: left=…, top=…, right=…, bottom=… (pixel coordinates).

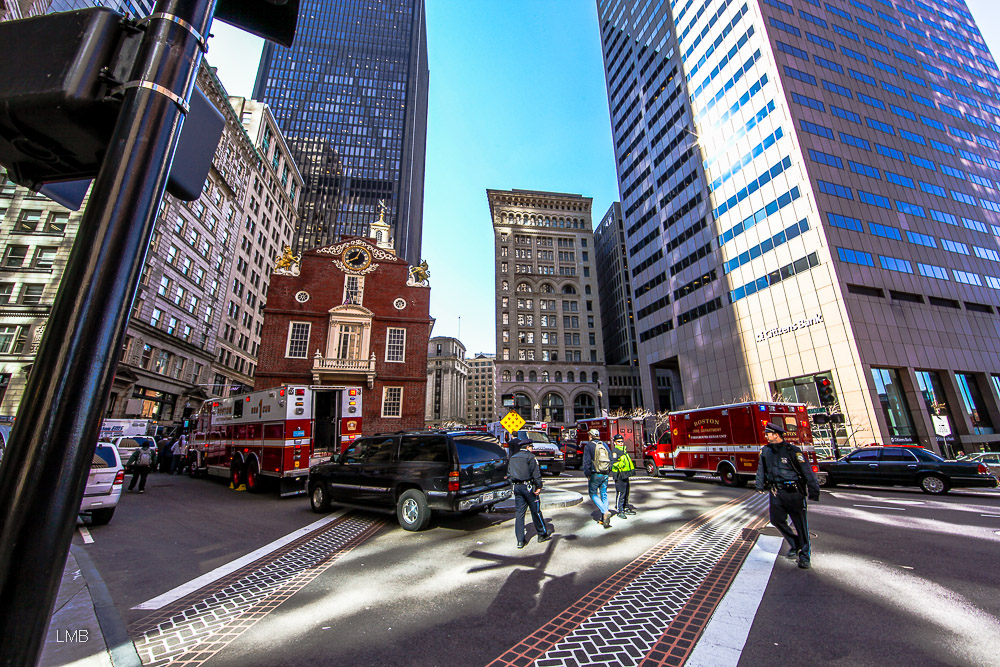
left=755, top=423, right=821, bottom=569
left=610, top=434, right=637, bottom=517
left=508, top=437, right=552, bottom=549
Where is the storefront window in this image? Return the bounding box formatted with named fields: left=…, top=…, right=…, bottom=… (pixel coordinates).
left=914, top=371, right=958, bottom=456
left=512, top=393, right=531, bottom=420
left=542, top=392, right=564, bottom=423
left=574, top=393, right=596, bottom=421
left=955, top=373, right=995, bottom=434
left=870, top=368, right=917, bottom=444
left=133, top=387, right=176, bottom=422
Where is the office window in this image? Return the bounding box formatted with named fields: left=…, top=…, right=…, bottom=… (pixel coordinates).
left=19, top=284, right=43, bottom=305
left=386, top=327, right=406, bottom=362
left=3, top=245, right=28, bottom=267
left=286, top=322, right=310, bottom=358
left=382, top=387, right=403, bottom=418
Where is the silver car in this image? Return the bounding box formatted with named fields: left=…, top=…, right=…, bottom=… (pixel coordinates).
left=80, top=442, right=124, bottom=525
left=961, top=452, right=1000, bottom=478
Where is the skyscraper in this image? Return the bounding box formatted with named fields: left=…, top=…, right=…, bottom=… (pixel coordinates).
left=489, top=189, right=608, bottom=429
left=253, top=0, right=429, bottom=265
left=46, top=0, right=152, bottom=16
left=598, top=0, right=1000, bottom=454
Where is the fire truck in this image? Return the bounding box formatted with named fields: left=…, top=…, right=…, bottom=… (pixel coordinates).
left=643, top=402, right=823, bottom=487
left=574, top=417, right=646, bottom=468
left=189, top=384, right=363, bottom=496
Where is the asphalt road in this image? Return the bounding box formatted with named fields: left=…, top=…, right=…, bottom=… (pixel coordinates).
left=741, top=485, right=1000, bottom=667
left=74, top=469, right=1000, bottom=666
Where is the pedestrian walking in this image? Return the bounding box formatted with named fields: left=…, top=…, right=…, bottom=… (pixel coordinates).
left=126, top=441, right=155, bottom=493
left=507, top=437, right=551, bottom=548
left=170, top=433, right=188, bottom=474
left=583, top=429, right=614, bottom=528
left=610, top=434, right=637, bottom=518
left=755, top=422, right=821, bottom=569
left=156, top=436, right=172, bottom=473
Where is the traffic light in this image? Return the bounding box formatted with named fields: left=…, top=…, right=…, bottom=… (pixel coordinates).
left=815, top=376, right=836, bottom=406
left=811, top=413, right=830, bottom=425
left=215, top=0, right=300, bottom=49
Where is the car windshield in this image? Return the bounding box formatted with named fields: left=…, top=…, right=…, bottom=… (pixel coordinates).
left=92, top=445, right=117, bottom=468
left=516, top=430, right=549, bottom=443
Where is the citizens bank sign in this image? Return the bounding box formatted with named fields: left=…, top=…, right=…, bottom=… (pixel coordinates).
left=756, top=313, right=824, bottom=343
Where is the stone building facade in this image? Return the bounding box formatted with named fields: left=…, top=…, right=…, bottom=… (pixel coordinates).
left=489, top=188, right=608, bottom=429
left=254, top=231, right=432, bottom=434
left=425, top=336, right=468, bottom=428
left=466, top=352, right=496, bottom=426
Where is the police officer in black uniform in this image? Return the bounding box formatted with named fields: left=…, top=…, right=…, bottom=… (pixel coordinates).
left=755, top=422, right=821, bottom=569
left=508, top=437, right=552, bottom=549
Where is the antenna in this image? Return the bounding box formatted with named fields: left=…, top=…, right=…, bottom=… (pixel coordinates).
left=458, top=316, right=461, bottom=339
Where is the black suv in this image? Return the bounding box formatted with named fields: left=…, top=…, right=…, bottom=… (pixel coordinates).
left=308, top=431, right=512, bottom=531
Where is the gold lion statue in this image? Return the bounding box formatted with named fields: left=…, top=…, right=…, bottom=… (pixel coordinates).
left=409, top=259, right=430, bottom=283
left=275, top=245, right=300, bottom=271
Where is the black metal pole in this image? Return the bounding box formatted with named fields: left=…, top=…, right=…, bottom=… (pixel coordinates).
left=0, top=1, right=216, bottom=664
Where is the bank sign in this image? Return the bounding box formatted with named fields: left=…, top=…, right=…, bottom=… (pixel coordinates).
left=756, top=313, right=824, bottom=343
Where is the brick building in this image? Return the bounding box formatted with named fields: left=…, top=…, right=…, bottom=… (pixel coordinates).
left=254, top=225, right=432, bottom=434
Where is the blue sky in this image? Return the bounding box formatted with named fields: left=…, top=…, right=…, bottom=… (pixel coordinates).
left=206, top=0, right=1000, bottom=356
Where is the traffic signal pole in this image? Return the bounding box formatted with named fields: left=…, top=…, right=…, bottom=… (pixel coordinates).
left=0, top=2, right=216, bottom=664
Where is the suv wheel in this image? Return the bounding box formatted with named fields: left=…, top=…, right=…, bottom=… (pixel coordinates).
left=397, top=489, right=431, bottom=531
left=310, top=482, right=331, bottom=513
left=90, top=508, right=115, bottom=525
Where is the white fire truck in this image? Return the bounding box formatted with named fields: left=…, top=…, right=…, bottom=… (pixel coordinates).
left=189, top=384, right=363, bottom=496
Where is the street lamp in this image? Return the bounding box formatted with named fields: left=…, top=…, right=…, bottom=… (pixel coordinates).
left=597, top=380, right=604, bottom=417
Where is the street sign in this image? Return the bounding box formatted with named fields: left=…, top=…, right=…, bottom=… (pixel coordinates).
left=932, top=416, right=952, bottom=437
left=500, top=410, right=525, bottom=434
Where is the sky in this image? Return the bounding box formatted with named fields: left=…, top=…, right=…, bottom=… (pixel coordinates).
left=205, top=0, right=1000, bottom=356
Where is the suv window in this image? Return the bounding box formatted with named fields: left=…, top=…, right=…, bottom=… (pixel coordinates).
left=880, top=448, right=917, bottom=462
left=92, top=445, right=117, bottom=468
left=454, top=436, right=507, bottom=463
left=848, top=448, right=880, bottom=461
left=399, top=435, right=450, bottom=463
left=364, top=436, right=397, bottom=464
left=340, top=438, right=370, bottom=464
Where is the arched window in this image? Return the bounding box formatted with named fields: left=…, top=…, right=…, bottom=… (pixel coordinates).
left=555, top=371, right=562, bottom=382
left=592, top=371, right=600, bottom=383
left=567, top=371, right=575, bottom=382
left=542, top=393, right=565, bottom=423
left=502, top=370, right=511, bottom=382
left=516, top=283, right=532, bottom=292
left=513, top=393, right=532, bottom=419
left=562, top=285, right=577, bottom=294
left=529, top=370, right=537, bottom=382
left=515, top=370, right=524, bottom=382
left=541, top=371, right=549, bottom=383
left=540, top=283, right=554, bottom=293
left=574, top=393, right=596, bottom=421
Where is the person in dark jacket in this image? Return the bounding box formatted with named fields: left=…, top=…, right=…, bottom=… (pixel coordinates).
left=582, top=429, right=613, bottom=528
left=126, top=442, right=155, bottom=493
left=755, top=423, right=821, bottom=569
left=508, top=438, right=551, bottom=548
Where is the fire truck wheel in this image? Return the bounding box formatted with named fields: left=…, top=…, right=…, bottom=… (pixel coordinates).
left=245, top=459, right=262, bottom=494
left=644, top=461, right=659, bottom=477
left=683, top=471, right=696, bottom=478
left=719, top=465, right=746, bottom=487
left=397, top=489, right=431, bottom=531
left=310, top=482, right=331, bottom=512
left=230, top=457, right=244, bottom=488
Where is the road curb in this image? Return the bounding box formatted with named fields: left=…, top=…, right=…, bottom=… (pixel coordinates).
left=70, top=545, right=142, bottom=667
left=495, top=486, right=584, bottom=511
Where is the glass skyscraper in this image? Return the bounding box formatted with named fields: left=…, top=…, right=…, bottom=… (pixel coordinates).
left=598, top=0, right=1000, bottom=454
left=47, top=0, right=152, bottom=16
left=253, top=0, right=429, bottom=265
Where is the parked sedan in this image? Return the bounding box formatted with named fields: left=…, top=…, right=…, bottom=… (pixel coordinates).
left=818, top=445, right=998, bottom=494
left=958, top=452, right=1000, bottom=478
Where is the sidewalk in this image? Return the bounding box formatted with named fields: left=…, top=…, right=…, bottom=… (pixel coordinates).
left=493, top=484, right=584, bottom=511
left=39, top=545, right=140, bottom=667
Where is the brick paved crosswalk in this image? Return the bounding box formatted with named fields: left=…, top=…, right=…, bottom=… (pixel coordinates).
left=130, top=512, right=384, bottom=666
left=489, top=492, right=769, bottom=667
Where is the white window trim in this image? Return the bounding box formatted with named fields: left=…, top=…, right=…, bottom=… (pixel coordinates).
left=381, top=386, right=403, bottom=418
left=385, top=327, right=406, bottom=363
left=285, top=321, right=311, bottom=358
left=343, top=275, right=365, bottom=306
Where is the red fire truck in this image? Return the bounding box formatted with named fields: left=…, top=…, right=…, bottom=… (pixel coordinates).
left=573, top=417, right=646, bottom=469
left=643, top=402, right=823, bottom=487
left=189, top=384, right=363, bottom=496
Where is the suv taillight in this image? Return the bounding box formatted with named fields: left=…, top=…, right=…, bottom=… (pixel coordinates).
left=113, top=470, right=124, bottom=485
left=448, top=470, right=460, bottom=492
left=978, top=463, right=990, bottom=475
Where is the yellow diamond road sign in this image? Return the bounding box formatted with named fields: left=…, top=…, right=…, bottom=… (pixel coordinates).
left=501, top=410, right=525, bottom=435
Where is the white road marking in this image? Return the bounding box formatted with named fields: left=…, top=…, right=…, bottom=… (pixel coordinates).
left=132, top=510, right=347, bottom=610
left=853, top=504, right=906, bottom=511
left=78, top=526, right=94, bottom=544
left=686, top=535, right=782, bottom=667
left=981, top=514, right=1000, bottom=518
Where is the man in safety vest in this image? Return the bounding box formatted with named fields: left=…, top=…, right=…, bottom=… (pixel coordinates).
left=610, top=434, right=637, bottom=518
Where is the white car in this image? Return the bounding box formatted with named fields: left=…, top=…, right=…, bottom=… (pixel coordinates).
left=108, top=435, right=158, bottom=467
left=960, top=452, right=1000, bottom=478
left=81, top=442, right=124, bottom=525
